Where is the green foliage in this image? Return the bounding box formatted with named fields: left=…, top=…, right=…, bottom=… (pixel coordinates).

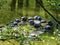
left=47, top=0, right=60, bottom=10
left=0, top=24, right=59, bottom=45
left=0, top=0, right=59, bottom=45
left=0, top=0, right=59, bottom=25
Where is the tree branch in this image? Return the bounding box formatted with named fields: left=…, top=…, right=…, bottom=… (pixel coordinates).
left=38, top=0, right=60, bottom=24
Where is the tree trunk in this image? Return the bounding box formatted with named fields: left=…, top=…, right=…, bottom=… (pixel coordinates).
left=18, top=0, right=23, bottom=9
left=10, top=0, right=16, bottom=11
left=25, top=0, right=29, bottom=7
left=35, top=0, right=43, bottom=15
left=35, top=0, right=40, bottom=11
